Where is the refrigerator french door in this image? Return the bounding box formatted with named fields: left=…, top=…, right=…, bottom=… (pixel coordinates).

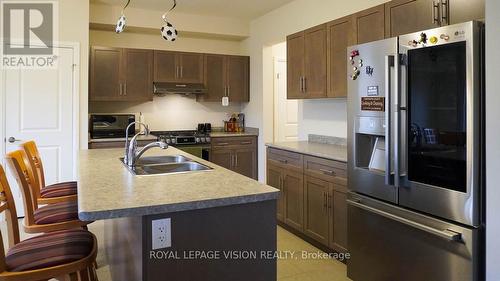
left=347, top=21, right=484, bottom=281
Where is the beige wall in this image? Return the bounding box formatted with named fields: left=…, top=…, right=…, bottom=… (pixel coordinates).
left=90, top=30, right=244, bottom=55
left=486, top=0, right=500, bottom=279
left=57, top=0, right=89, bottom=149
left=90, top=3, right=249, bottom=39
left=242, top=0, right=390, bottom=181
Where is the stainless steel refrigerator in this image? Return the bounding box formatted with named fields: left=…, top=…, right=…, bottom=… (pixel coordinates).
left=347, top=21, right=484, bottom=281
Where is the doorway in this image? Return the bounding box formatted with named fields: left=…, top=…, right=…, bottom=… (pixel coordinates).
left=273, top=42, right=298, bottom=142
left=0, top=44, right=80, bottom=216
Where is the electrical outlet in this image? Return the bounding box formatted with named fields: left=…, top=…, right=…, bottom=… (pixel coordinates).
left=152, top=218, right=171, bottom=250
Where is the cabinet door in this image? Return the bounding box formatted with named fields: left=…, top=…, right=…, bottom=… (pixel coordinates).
left=304, top=176, right=330, bottom=246
left=304, top=25, right=328, bottom=98
left=154, top=51, right=178, bottom=82
left=353, top=5, right=386, bottom=44
left=331, top=187, right=348, bottom=252
left=201, top=54, right=226, bottom=102
left=233, top=147, right=257, bottom=179
left=178, top=52, right=204, bottom=83
left=267, top=163, right=285, bottom=222
left=226, top=56, right=250, bottom=102
left=287, top=32, right=305, bottom=99
left=90, top=47, right=123, bottom=101
left=283, top=170, right=304, bottom=231
left=210, top=148, right=233, bottom=170
left=385, top=0, right=440, bottom=38
left=122, top=49, right=153, bottom=101
left=449, top=0, right=485, bottom=24
left=327, top=16, right=354, bottom=98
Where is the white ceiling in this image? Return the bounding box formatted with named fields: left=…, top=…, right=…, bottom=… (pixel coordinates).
left=90, top=0, right=296, bottom=20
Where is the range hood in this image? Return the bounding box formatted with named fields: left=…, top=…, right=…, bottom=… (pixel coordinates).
left=153, top=82, right=207, bottom=95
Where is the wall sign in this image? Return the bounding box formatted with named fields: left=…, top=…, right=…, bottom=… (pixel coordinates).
left=361, top=97, right=385, bottom=112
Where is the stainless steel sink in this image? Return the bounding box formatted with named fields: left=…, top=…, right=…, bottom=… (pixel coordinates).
left=133, top=162, right=213, bottom=176
left=120, top=155, right=213, bottom=176
left=120, top=155, right=191, bottom=165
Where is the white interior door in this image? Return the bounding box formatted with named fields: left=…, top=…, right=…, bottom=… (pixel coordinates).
left=274, top=58, right=298, bottom=142
left=1, top=47, right=77, bottom=217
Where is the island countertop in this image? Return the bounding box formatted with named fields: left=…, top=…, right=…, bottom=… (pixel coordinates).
left=77, top=147, right=279, bottom=221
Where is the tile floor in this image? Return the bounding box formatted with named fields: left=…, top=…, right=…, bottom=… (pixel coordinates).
left=2, top=219, right=351, bottom=281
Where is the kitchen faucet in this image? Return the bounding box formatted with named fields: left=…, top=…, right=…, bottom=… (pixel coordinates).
left=124, top=122, right=168, bottom=167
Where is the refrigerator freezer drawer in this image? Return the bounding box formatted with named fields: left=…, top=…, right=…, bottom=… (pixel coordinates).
left=347, top=193, right=481, bottom=281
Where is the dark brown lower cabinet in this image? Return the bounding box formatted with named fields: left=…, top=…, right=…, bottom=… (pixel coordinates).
left=304, top=176, right=331, bottom=246
left=210, top=136, right=257, bottom=180
left=283, top=171, right=304, bottom=231
left=331, top=186, right=348, bottom=253
left=267, top=163, right=285, bottom=222
left=267, top=147, right=348, bottom=252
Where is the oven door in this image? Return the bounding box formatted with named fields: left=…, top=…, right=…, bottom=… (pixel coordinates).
left=397, top=22, right=481, bottom=227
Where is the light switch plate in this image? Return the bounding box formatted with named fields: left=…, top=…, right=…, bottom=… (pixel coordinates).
left=152, top=218, right=171, bottom=250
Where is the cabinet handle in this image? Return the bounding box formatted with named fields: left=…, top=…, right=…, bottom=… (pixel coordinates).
left=320, top=169, right=335, bottom=176
left=278, top=159, right=288, bottom=164
left=180, top=66, right=183, bottom=78
left=303, top=77, right=306, bottom=93
left=240, top=141, right=252, bottom=145
left=323, top=192, right=328, bottom=211
left=432, top=0, right=441, bottom=25
left=440, top=0, right=449, bottom=26
left=217, top=142, right=230, bottom=146
left=124, top=83, right=127, bottom=96
left=176, top=66, right=179, bottom=78
left=235, top=154, right=238, bottom=167
left=119, top=84, right=122, bottom=96
left=227, top=85, right=230, bottom=97
left=328, top=194, right=332, bottom=210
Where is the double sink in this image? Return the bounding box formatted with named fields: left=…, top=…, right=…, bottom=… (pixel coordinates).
left=120, top=155, right=213, bottom=176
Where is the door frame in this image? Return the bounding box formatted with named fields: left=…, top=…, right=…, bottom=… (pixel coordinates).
left=273, top=57, right=286, bottom=142
left=0, top=41, right=80, bottom=178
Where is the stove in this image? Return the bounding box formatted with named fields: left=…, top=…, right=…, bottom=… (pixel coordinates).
left=151, top=130, right=211, bottom=146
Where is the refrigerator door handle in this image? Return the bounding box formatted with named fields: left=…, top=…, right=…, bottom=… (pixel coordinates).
left=347, top=199, right=463, bottom=242
left=394, top=54, right=401, bottom=188
left=385, top=55, right=394, bottom=186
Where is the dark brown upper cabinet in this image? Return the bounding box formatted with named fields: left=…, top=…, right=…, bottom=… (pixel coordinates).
left=199, top=54, right=249, bottom=103
left=286, top=32, right=305, bottom=99
left=327, top=16, right=355, bottom=98
left=448, top=0, right=484, bottom=25
left=385, top=0, right=485, bottom=37
left=154, top=51, right=204, bottom=84
left=90, top=46, right=153, bottom=102
left=352, top=4, right=386, bottom=44
left=287, top=24, right=328, bottom=99
left=226, top=56, right=250, bottom=102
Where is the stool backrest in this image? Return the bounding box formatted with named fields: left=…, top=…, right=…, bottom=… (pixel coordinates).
left=5, top=150, right=38, bottom=226
left=21, top=141, right=45, bottom=191
left=0, top=164, right=21, bottom=272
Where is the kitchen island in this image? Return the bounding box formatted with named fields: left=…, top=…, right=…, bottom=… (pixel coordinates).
left=78, top=147, right=279, bottom=281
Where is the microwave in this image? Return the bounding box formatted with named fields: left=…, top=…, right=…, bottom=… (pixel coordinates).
left=89, top=114, right=135, bottom=139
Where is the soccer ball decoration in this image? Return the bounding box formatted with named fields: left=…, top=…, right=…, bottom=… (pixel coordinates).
left=115, top=15, right=127, bottom=34
left=160, top=22, right=178, bottom=42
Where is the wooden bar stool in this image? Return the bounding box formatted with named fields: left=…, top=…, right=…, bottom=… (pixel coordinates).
left=0, top=164, right=98, bottom=281
left=6, top=150, right=90, bottom=234
left=21, top=141, right=77, bottom=206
